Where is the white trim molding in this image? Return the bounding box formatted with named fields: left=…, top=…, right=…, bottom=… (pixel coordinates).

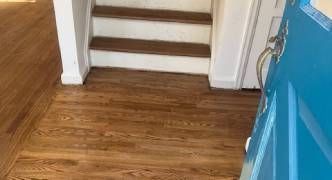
left=61, top=67, right=89, bottom=85
left=209, top=0, right=255, bottom=89
left=239, top=0, right=286, bottom=89
left=209, top=76, right=237, bottom=89
left=84, top=0, right=94, bottom=70
left=235, top=0, right=261, bottom=89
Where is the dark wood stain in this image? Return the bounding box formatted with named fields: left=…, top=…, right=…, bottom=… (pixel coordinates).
left=90, top=37, right=211, bottom=58
left=8, top=68, right=260, bottom=180
left=93, top=6, right=213, bottom=25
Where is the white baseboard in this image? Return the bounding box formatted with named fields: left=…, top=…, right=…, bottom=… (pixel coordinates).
left=209, top=76, right=237, bottom=89
left=91, top=50, right=210, bottom=74
left=61, top=73, right=84, bottom=85
left=61, top=66, right=89, bottom=85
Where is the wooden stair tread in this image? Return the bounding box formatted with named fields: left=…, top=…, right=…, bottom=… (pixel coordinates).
left=90, top=37, right=211, bottom=58
left=92, top=6, right=212, bottom=25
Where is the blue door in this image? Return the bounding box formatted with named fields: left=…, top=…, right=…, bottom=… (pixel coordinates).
left=241, top=0, right=332, bottom=179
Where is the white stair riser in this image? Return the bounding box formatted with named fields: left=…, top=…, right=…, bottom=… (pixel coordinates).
left=90, top=50, right=210, bottom=74
left=96, top=0, right=212, bottom=13
left=93, top=18, right=211, bottom=44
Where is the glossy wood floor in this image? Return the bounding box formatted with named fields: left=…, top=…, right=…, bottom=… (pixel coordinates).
left=8, top=68, right=260, bottom=179
left=0, top=0, right=61, bottom=177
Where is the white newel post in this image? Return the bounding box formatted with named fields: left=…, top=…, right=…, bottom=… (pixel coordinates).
left=52, top=0, right=91, bottom=85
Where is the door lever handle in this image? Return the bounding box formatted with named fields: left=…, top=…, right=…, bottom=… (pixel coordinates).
left=256, top=38, right=281, bottom=115
left=256, top=22, right=288, bottom=115
left=256, top=47, right=276, bottom=115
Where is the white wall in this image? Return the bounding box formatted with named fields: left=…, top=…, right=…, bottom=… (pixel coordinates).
left=53, top=0, right=92, bottom=84
left=210, top=0, right=254, bottom=89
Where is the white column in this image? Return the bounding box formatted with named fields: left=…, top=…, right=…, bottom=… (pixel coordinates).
left=52, top=0, right=91, bottom=85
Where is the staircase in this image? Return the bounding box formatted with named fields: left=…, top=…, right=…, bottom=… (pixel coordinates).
left=89, top=0, right=212, bottom=74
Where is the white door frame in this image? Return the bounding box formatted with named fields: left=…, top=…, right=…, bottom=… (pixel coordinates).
left=235, top=0, right=262, bottom=89
left=236, top=0, right=286, bottom=89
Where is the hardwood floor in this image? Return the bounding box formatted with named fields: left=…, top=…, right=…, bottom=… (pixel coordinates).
left=0, top=0, right=259, bottom=179
left=8, top=68, right=260, bottom=180
left=0, top=0, right=61, bottom=177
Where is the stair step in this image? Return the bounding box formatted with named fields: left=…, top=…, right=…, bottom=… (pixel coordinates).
left=90, top=37, right=211, bottom=58
left=95, top=0, right=212, bottom=13
left=92, top=6, right=212, bottom=25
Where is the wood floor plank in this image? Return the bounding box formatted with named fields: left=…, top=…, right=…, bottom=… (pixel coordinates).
left=90, top=37, right=211, bottom=58
left=0, top=0, right=61, bottom=177
left=93, top=6, right=213, bottom=25
left=9, top=68, right=259, bottom=180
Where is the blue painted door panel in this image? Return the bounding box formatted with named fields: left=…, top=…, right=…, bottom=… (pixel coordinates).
left=241, top=0, right=332, bottom=179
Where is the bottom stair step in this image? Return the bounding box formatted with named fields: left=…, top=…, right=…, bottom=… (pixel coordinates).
left=90, top=37, right=211, bottom=58
left=89, top=37, right=211, bottom=74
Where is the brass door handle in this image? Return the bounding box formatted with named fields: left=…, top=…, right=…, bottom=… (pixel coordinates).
left=256, top=47, right=275, bottom=114
left=256, top=22, right=288, bottom=115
